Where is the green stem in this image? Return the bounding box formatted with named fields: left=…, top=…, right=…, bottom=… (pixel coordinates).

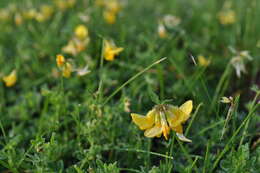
left=239, top=92, right=260, bottom=147
left=185, top=103, right=202, bottom=136
left=209, top=64, right=231, bottom=114
left=102, top=57, right=167, bottom=106
left=97, top=38, right=105, bottom=102
left=211, top=100, right=259, bottom=171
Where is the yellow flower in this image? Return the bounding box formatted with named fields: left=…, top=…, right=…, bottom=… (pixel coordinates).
left=105, top=0, right=121, bottom=14
left=56, top=54, right=65, bottom=67
left=62, top=37, right=89, bottom=56
left=131, top=100, right=193, bottom=142
left=158, top=23, right=168, bottom=38
left=74, top=25, right=88, bottom=40
left=103, top=40, right=123, bottom=61
left=103, top=10, right=116, bottom=24
left=218, top=10, right=236, bottom=25
left=198, top=55, right=210, bottom=67
left=14, top=13, right=23, bottom=26
left=102, top=0, right=121, bottom=24
left=62, top=40, right=77, bottom=56
left=35, top=13, right=45, bottom=22
left=40, top=5, right=54, bottom=19
left=62, top=62, right=72, bottom=78
left=56, top=54, right=73, bottom=78
left=3, top=70, right=17, bottom=87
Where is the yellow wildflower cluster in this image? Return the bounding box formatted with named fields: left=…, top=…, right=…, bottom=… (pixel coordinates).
left=0, top=1, right=76, bottom=25
left=62, top=25, right=90, bottom=56
left=103, top=40, right=124, bottom=61
left=54, top=0, right=76, bottom=11
left=56, top=54, right=73, bottom=78
left=2, top=70, right=17, bottom=87
left=0, top=4, right=54, bottom=24
left=218, top=10, right=236, bottom=25
left=56, top=54, right=91, bottom=78
left=0, top=5, right=53, bottom=24
left=217, top=2, right=236, bottom=25
left=131, top=100, right=193, bottom=141
left=34, top=5, right=54, bottom=22
left=96, top=0, right=122, bottom=24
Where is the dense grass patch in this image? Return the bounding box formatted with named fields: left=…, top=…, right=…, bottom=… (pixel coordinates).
left=0, top=0, right=259, bottom=172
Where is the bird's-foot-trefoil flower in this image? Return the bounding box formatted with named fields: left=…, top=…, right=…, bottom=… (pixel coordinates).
left=157, top=22, right=168, bottom=39
left=62, top=62, right=72, bottom=78
left=218, top=10, right=236, bottom=25
left=103, top=10, right=116, bottom=24
left=217, top=2, right=236, bottom=25
left=56, top=54, right=65, bottom=67
left=56, top=54, right=90, bottom=77
left=35, top=5, right=54, bottom=22
left=103, top=39, right=123, bottom=61
left=14, top=12, right=23, bottom=26
left=198, top=55, right=210, bottom=67
left=2, top=70, right=17, bottom=87
left=100, top=0, right=122, bottom=24
left=62, top=25, right=90, bottom=56
left=74, top=24, right=88, bottom=40
left=131, top=100, right=193, bottom=142
left=56, top=54, right=72, bottom=78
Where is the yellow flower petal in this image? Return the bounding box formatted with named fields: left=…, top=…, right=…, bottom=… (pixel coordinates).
left=74, top=25, right=88, bottom=40
left=56, top=54, right=65, bottom=67
left=179, top=100, right=193, bottom=122
left=198, top=55, right=210, bottom=67
left=62, top=41, right=77, bottom=56
left=167, top=106, right=183, bottom=127
left=103, top=10, right=116, bottom=24
left=176, top=133, right=192, bottom=142
left=62, top=62, right=72, bottom=78
left=162, top=124, right=170, bottom=140
left=172, top=125, right=183, bottom=134
left=2, top=70, right=17, bottom=87
left=131, top=110, right=155, bottom=130
left=103, top=40, right=123, bottom=61
left=179, top=100, right=193, bottom=115
left=144, top=125, right=163, bottom=138
left=112, top=47, right=124, bottom=55
left=158, top=23, right=168, bottom=38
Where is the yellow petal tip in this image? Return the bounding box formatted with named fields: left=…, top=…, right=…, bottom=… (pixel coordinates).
left=180, top=100, right=193, bottom=115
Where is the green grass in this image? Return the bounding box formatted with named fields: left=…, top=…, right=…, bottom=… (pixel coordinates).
left=0, top=0, right=260, bottom=172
